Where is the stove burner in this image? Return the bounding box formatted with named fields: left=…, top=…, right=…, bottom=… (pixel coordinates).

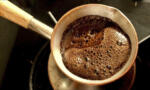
left=29, top=42, right=52, bottom=90
left=29, top=37, right=150, bottom=90
left=29, top=41, right=136, bottom=90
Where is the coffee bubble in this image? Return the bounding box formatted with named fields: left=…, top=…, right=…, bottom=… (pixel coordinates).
left=61, top=15, right=131, bottom=80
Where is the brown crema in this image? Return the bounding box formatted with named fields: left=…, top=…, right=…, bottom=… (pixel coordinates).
left=60, top=15, right=131, bottom=80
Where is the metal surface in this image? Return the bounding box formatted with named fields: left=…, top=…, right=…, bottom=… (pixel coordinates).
left=28, top=37, right=150, bottom=90
left=48, top=54, right=136, bottom=90
left=29, top=42, right=52, bottom=90
left=101, top=0, right=150, bottom=41
left=48, top=11, right=57, bottom=24
left=33, top=0, right=150, bottom=41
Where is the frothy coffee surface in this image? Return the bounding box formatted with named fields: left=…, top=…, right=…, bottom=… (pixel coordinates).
left=61, top=15, right=131, bottom=80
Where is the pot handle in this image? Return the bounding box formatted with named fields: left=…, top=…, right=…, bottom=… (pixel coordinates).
left=0, top=0, right=52, bottom=39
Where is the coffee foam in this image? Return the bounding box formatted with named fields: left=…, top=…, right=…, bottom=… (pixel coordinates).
left=61, top=15, right=131, bottom=80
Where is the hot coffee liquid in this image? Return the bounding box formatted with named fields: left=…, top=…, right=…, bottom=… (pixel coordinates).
left=60, top=15, right=131, bottom=80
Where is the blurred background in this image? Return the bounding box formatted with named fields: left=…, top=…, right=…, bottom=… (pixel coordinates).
left=0, top=0, right=150, bottom=90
